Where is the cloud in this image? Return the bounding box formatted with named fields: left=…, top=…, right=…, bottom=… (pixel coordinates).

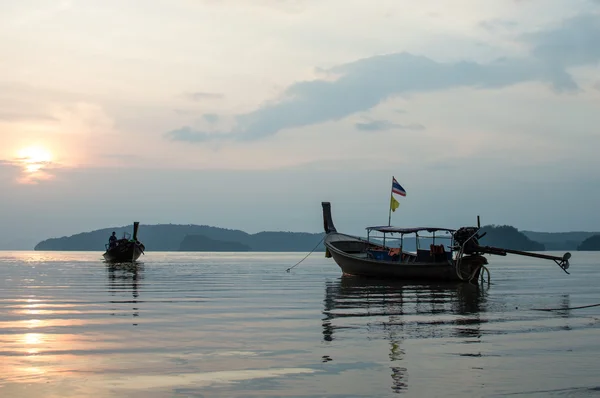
left=520, top=13, right=600, bottom=68
left=0, top=160, right=18, bottom=168
left=182, top=92, right=224, bottom=101
left=100, top=153, right=147, bottom=161
left=165, top=12, right=600, bottom=143
left=165, top=53, right=541, bottom=143
left=479, top=19, right=518, bottom=32
left=195, top=0, right=314, bottom=14
left=165, top=126, right=213, bottom=142
left=203, top=113, right=220, bottom=124
left=0, top=111, right=57, bottom=122
left=354, top=120, right=425, bottom=132
left=0, top=158, right=59, bottom=184
left=164, top=115, right=221, bottom=142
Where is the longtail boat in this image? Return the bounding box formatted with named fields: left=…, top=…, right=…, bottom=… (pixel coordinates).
left=321, top=202, right=571, bottom=283
left=103, top=222, right=145, bottom=263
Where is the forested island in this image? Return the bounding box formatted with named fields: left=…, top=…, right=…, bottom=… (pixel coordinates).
left=520, top=231, right=600, bottom=250
left=478, top=225, right=545, bottom=251
left=33, top=223, right=562, bottom=252
left=577, top=235, right=600, bottom=251
left=34, top=224, right=326, bottom=252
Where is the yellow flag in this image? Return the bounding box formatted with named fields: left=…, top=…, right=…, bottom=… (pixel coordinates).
left=390, top=195, right=400, bottom=212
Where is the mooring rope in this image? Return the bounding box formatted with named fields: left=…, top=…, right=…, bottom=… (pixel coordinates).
left=286, top=236, right=325, bottom=272
left=478, top=265, right=491, bottom=285
left=531, top=303, right=600, bottom=311
left=454, top=228, right=492, bottom=285
left=455, top=261, right=491, bottom=285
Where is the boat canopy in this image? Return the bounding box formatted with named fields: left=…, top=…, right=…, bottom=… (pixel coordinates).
left=366, top=226, right=456, bottom=234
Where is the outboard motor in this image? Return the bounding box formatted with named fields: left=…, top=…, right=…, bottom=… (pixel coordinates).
left=453, top=226, right=482, bottom=254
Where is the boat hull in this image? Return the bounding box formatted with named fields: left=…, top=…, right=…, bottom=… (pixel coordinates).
left=103, top=242, right=145, bottom=263
left=325, top=235, right=486, bottom=282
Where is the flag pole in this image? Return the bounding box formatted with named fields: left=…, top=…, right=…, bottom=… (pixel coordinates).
left=388, top=176, right=394, bottom=227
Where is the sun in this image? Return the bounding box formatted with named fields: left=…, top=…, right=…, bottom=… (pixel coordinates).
left=17, top=146, right=53, bottom=173
left=14, top=146, right=56, bottom=183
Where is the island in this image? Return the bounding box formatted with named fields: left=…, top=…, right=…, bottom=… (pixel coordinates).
left=179, top=235, right=252, bottom=252
left=34, top=224, right=327, bottom=252
left=33, top=222, right=549, bottom=253
left=521, top=230, right=600, bottom=250
left=577, top=235, right=600, bottom=251
left=478, top=225, right=545, bottom=251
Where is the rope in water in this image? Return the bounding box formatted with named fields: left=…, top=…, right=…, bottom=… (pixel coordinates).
left=477, top=264, right=490, bottom=285
left=531, top=303, right=600, bottom=311
left=286, top=236, right=325, bottom=272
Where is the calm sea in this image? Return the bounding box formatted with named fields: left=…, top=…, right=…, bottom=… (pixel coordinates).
left=1, top=251, right=599, bottom=397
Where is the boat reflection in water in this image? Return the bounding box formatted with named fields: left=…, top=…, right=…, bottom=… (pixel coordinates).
left=322, top=276, right=488, bottom=394
left=106, top=262, right=144, bottom=325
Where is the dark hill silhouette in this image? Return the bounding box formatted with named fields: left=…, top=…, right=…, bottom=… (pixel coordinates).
left=179, top=234, right=252, bottom=251
left=34, top=222, right=546, bottom=253
left=375, top=225, right=544, bottom=252
left=521, top=231, right=600, bottom=250
left=577, top=235, right=600, bottom=251
left=34, top=224, right=326, bottom=252
left=479, top=225, right=545, bottom=251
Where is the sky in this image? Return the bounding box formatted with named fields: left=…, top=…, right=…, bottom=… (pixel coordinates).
left=1, top=0, right=600, bottom=249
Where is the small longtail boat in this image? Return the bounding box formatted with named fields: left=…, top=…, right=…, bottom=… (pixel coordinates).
left=321, top=202, right=571, bottom=283
left=103, top=222, right=145, bottom=263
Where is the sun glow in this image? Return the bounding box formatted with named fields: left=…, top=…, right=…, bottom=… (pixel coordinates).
left=14, top=146, right=55, bottom=183
left=17, top=146, right=53, bottom=171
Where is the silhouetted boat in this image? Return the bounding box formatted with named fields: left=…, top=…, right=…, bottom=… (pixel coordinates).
left=321, top=202, right=571, bottom=283
left=103, top=222, right=145, bottom=263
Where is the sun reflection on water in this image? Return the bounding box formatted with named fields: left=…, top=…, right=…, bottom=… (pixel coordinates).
left=23, top=333, right=43, bottom=345
left=26, top=319, right=44, bottom=328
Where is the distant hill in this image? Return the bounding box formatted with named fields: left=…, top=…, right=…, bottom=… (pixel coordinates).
left=32, top=223, right=583, bottom=253
left=384, top=225, right=544, bottom=252
left=521, top=231, right=600, bottom=250
left=577, top=235, right=600, bottom=251
left=34, top=224, right=326, bottom=252
left=478, top=225, right=545, bottom=251
left=179, top=235, right=252, bottom=251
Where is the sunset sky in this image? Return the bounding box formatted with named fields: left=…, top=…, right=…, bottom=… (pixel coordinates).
left=1, top=0, right=599, bottom=249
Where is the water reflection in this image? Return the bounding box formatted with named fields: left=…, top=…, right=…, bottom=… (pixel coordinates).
left=557, top=294, right=571, bottom=320
left=322, top=276, right=488, bottom=339
left=322, top=276, right=488, bottom=394
left=106, top=262, right=144, bottom=325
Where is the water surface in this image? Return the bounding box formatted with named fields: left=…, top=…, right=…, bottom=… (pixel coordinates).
left=1, top=251, right=599, bottom=397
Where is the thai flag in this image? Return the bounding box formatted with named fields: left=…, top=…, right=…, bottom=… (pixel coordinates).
left=392, top=177, right=406, bottom=197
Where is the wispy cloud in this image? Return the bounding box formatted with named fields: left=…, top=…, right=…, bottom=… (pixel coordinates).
left=100, top=153, right=147, bottom=161
left=0, top=111, right=57, bottom=122
left=203, top=113, right=220, bottom=124
left=165, top=12, right=600, bottom=144
left=182, top=92, right=224, bottom=101
left=479, top=19, right=518, bottom=32
left=0, top=158, right=60, bottom=184
left=520, top=13, right=600, bottom=69
left=354, top=120, right=425, bottom=132
left=165, top=126, right=214, bottom=143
